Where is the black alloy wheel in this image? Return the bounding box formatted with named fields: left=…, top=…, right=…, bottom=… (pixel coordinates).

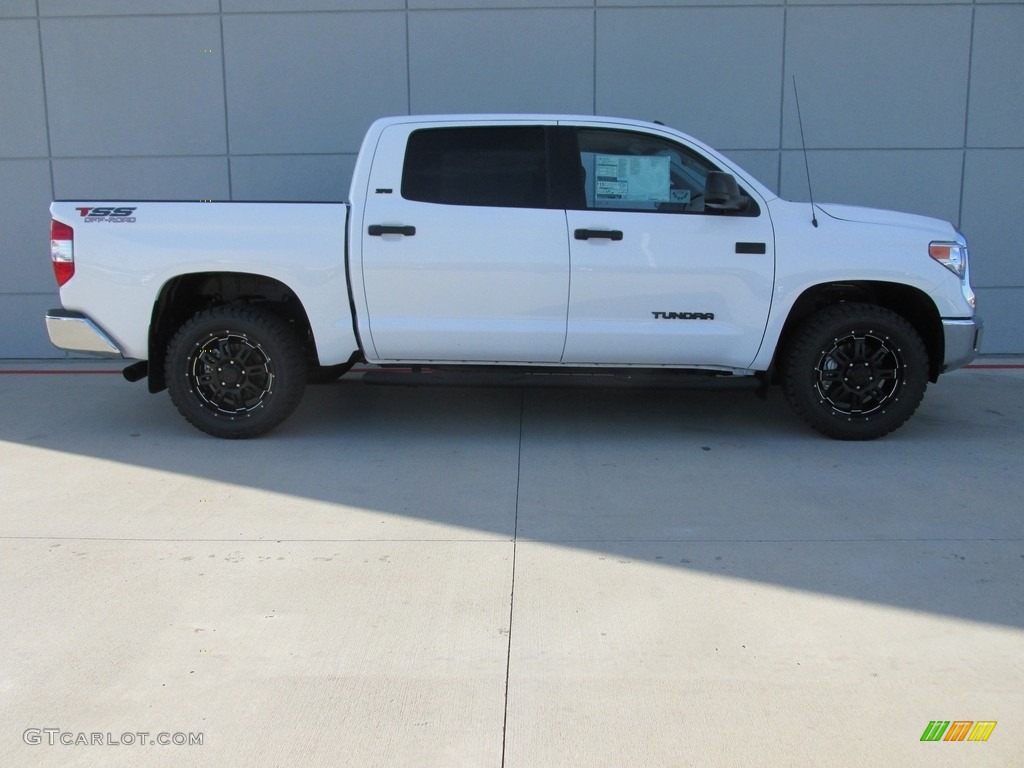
left=166, top=305, right=307, bottom=438
left=782, top=303, right=929, bottom=440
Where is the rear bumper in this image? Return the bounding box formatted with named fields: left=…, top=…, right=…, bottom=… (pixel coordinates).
left=942, top=317, right=983, bottom=372
left=45, top=309, right=124, bottom=357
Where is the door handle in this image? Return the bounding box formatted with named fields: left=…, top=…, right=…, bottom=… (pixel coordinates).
left=368, top=224, right=416, bottom=237
left=574, top=228, right=623, bottom=241
left=735, top=242, right=766, bottom=254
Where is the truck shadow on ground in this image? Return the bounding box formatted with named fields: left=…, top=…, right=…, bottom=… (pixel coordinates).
left=2, top=370, right=1021, bottom=629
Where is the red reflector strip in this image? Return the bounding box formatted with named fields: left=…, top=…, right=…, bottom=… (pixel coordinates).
left=53, top=261, right=75, bottom=285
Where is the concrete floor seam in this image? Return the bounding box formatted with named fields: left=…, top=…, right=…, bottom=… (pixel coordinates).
left=0, top=536, right=513, bottom=543
left=500, top=390, right=525, bottom=768
left=515, top=537, right=1023, bottom=544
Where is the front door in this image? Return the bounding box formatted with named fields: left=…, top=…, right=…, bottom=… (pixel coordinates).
left=561, top=126, right=775, bottom=369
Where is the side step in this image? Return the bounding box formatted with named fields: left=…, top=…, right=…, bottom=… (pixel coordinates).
left=355, top=367, right=766, bottom=392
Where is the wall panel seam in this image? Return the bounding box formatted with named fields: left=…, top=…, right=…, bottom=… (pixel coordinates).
left=34, top=0, right=55, bottom=203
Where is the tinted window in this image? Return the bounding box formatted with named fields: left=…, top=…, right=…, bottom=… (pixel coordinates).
left=574, top=129, right=757, bottom=216
left=402, top=126, right=549, bottom=209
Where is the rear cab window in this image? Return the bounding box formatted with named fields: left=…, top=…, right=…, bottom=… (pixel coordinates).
left=401, top=126, right=550, bottom=209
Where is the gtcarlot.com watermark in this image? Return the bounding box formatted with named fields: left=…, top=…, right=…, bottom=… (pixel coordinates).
left=23, top=728, right=203, bottom=747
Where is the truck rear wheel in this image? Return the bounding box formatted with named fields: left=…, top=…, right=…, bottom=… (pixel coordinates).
left=781, top=303, right=928, bottom=440
left=165, top=305, right=307, bottom=438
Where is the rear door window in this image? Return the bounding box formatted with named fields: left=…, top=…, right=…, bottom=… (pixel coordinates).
left=401, top=126, right=550, bottom=209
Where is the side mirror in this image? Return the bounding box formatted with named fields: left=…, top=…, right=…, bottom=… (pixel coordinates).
left=704, top=172, right=749, bottom=213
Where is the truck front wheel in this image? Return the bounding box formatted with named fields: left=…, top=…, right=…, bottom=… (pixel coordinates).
left=165, top=305, right=307, bottom=438
left=781, top=303, right=929, bottom=440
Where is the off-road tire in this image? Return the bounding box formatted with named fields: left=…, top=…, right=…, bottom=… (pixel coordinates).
left=781, top=303, right=929, bottom=440
left=165, top=305, right=307, bottom=438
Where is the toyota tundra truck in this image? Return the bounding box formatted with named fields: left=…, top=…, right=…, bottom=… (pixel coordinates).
left=45, top=114, right=982, bottom=440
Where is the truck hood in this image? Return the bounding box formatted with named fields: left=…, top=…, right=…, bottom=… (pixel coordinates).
left=817, top=203, right=955, bottom=238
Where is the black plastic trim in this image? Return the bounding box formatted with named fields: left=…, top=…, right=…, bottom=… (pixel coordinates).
left=368, top=224, right=415, bottom=237
left=736, top=242, right=767, bottom=254
left=574, top=228, right=623, bottom=241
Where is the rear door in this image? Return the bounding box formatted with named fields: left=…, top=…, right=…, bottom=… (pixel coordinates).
left=359, top=122, right=570, bottom=363
left=560, top=124, right=775, bottom=369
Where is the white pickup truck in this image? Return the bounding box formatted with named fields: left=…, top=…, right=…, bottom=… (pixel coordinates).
left=46, top=114, right=981, bottom=440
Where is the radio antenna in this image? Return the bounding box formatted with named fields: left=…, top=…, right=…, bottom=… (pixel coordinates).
left=792, top=76, right=818, bottom=228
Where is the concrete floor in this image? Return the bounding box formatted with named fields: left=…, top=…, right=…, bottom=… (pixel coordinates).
left=0, top=363, right=1021, bottom=767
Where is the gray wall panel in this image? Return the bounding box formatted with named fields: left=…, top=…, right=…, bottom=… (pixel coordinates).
left=42, top=16, right=227, bottom=157
left=597, top=7, right=784, bottom=150
left=600, top=0, right=775, bottom=5
left=0, top=20, right=50, bottom=158
left=40, top=0, right=219, bottom=15
left=409, top=10, right=594, bottom=115
left=231, top=155, right=355, bottom=202
left=968, top=5, right=1024, bottom=148
left=787, top=0, right=963, bottom=4
left=224, top=12, right=407, bottom=154
left=0, top=160, right=55, bottom=294
left=960, top=149, right=1024, bottom=288
left=973, top=289, right=1022, bottom=354
left=0, top=1, right=36, bottom=17
left=412, top=0, right=589, bottom=7
left=0, top=294, right=62, bottom=358
left=779, top=150, right=964, bottom=225
left=783, top=6, right=971, bottom=149
left=52, top=157, right=230, bottom=201
left=223, top=1, right=403, bottom=11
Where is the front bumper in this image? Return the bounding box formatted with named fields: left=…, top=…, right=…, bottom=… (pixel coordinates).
left=942, top=317, right=983, bottom=372
left=45, top=309, right=124, bottom=357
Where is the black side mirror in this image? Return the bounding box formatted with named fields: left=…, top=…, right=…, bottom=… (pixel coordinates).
left=705, top=172, right=749, bottom=212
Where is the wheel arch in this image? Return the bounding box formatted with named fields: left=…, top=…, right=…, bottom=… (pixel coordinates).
left=774, top=281, right=944, bottom=383
left=147, top=271, right=315, bottom=393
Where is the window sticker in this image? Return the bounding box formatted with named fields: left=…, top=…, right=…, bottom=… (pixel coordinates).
left=594, top=154, right=670, bottom=204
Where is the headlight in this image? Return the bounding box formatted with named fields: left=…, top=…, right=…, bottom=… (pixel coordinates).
left=929, top=235, right=968, bottom=279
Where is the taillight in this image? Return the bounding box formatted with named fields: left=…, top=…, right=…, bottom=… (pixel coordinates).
left=51, top=219, right=74, bottom=287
